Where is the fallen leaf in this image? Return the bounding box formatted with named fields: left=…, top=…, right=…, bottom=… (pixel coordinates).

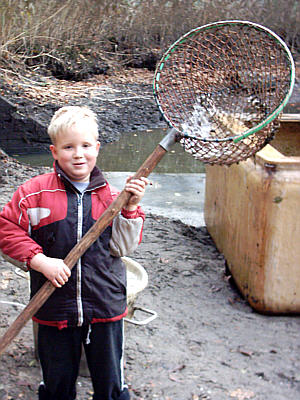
left=168, top=372, right=181, bottom=382
left=159, top=257, right=169, bottom=264
left=168, top=364, right=186, bottom=382
left=230, top=388, right=255, bottom=399
left=238, top=349, right=254, bottom=357
left=210, top=285, right=222, bottom=293
left=172, top=364, right=186, bottom=372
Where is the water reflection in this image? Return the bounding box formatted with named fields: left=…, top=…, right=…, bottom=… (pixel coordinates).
left=15, top=128, right=205, bottom=174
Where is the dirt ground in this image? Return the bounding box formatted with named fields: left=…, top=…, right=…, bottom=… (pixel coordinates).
left=0, top=68, right=300, bottom=400
left=0, top=148, right=299, bottom=400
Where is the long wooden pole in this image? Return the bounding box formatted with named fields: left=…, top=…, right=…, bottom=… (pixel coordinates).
left=0, top=129, right=177, bottom=356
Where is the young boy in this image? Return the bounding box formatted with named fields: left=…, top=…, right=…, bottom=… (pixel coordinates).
left=0, top=106, right=148, bottom=400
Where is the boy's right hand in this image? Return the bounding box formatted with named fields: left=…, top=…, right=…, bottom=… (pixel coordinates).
left=30, top=253, right=71, bottom=288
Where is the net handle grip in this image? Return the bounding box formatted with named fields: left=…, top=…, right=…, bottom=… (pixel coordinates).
left=159, top=128, right=178, bottom=151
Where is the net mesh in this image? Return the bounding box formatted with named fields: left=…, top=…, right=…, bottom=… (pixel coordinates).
left=154, top=22, right=293, bottom=165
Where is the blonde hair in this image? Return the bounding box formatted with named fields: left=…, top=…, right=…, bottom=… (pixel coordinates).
left=48, top=106, right=99, bottom=144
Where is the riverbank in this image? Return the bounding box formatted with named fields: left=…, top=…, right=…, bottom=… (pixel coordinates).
left=0, top=67, right=166, bottom=155
left=0, top=68, right=300, bottom=400
left=0, top=157, right=299, bottom=400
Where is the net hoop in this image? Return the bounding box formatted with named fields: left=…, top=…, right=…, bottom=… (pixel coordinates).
left=153, top=20, right=295, bottom=144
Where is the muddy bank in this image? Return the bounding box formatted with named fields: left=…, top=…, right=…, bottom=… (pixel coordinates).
left=0, top=67, right=300, bottom=399
left=1, top=61, right=300, bottom=156
left=0, top=69, right=166, bottom=155
left=0, top=154, right=299, bottom=400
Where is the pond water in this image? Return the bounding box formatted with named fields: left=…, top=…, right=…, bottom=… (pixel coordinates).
left=15, top=128, right=206, bottom=226
left=15, top=128, right=205, bottom=174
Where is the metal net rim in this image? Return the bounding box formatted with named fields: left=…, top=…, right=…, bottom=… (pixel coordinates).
left=153, top=20, right=296, bottom=144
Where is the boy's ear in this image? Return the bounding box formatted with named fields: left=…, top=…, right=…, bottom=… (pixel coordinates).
left=96, top=141, right=101, bottom=152
left=50, top=144, right=58, bottom=160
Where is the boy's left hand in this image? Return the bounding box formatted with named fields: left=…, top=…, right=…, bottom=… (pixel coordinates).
left=124, top=176, right=149, bottom=211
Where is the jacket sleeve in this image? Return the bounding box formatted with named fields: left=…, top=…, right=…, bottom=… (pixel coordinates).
left=109, top=206, right=145, bottom=257
left=0, top=182, right=43, bottom=271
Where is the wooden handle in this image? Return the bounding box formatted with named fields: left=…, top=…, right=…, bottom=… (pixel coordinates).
left=0, top=140, right=171, bottom=356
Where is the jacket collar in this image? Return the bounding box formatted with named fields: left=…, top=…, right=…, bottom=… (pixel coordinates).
left=54, top=161, right=107, bottom=192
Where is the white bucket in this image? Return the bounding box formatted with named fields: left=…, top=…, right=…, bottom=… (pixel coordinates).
left=12, top=258, right=157, bottom=376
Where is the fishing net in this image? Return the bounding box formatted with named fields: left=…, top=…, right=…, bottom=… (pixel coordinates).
left=154, top=20, right=295, bottom=165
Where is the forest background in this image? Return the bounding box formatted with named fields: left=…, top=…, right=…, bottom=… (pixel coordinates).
left=0, top=0, right=299, bottom=81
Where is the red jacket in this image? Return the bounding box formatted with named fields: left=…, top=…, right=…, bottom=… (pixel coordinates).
left=0, top=163, right=145, bottom=328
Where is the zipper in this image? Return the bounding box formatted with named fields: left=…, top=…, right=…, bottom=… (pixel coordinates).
left=76, top=192, right=84, bottom=326
left=73, top=183, right=106, bottom=326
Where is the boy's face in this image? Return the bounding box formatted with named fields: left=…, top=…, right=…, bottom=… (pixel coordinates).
left=50, top=122, right=100, bottom=182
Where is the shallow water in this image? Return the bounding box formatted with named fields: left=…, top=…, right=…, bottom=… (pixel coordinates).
left=14, top=128, right=205, bottom=174
left=15, top=128, right=206, bottom=226
left=105, top=171, right=206, bottom=227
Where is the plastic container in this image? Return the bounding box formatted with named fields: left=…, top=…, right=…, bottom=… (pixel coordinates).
left=204, top=115, right=300, bottom=314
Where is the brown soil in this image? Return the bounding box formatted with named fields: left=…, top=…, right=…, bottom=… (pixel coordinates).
left=0, top=68, right=300, bottom=400
left=0, top=151, right=299, bottom=400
